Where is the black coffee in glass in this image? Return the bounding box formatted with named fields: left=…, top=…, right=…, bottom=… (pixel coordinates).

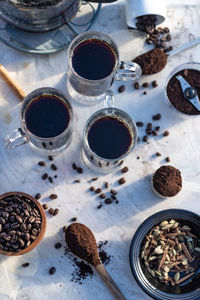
left=25, top=95, right=70, bottom=138
left=72, top=39, right=116, bottom=80
left=87, top=116, right=132, bottom=159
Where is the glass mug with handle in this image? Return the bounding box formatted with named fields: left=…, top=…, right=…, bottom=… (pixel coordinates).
left=66, top=31, right=142, bottom=105
left=4, top=87, right=73, bottom=153
left=82, top=90, right=138, bottom=173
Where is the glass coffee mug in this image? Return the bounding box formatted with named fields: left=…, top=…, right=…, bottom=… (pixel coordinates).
left=66, top=31, right=142, bottom=105
left=5, top=87, right=73, bottom=153
left=82, top=91, right=138, bottom=173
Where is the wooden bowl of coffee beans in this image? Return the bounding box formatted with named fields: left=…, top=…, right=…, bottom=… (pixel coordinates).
left=0, top=192, right=47, bottom=256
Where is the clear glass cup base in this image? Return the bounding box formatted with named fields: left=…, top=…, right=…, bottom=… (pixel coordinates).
left=66, top=80, right=106, bottom=106
left=81, top=147, right=123, bottom=174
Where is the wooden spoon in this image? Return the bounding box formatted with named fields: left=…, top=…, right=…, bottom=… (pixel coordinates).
left=65, top=223, right=127, bottom=300
left=0, top=64, right=26, bottom=101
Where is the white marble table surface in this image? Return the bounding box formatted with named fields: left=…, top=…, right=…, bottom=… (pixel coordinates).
left=0, top=1, right=200, bottom=299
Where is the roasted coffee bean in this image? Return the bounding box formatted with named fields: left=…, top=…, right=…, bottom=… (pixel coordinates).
left=0, top=224, right=3, bottom=232
left=97, top=204, right=103, bottom=209
left=55, top=242, right=62, bottom=249
left=91, top=177, right=98, bottom=181
left=21, top=223, right=26, bottom=231
left=146, top=38, right=153, bottom=45
left=34, top=218, right=41, bottom=224
left=28, top=216, right=35, bottom=223
left=95, top=188, right=102, bottom=194
left=99, top=193, right=106, bottom=199
left=164, top=27, right=170, bottom=33
left=147, top=123, right=152, bottom=131
left=72, top=163, right=77, bottom=170
left=27, top=224, right=32, bottom=231
left=90, top=186, right=95, bottom=192
left=11, top=222, right=20, bottom=229
left=32, top=228, right=38, bottom=236
left=155, top=126, right=160, bottom=131
left=165, top=157, right=171, bottom=162
left=48, top=176, right=53, bottom=183
left=116, top=200, right=119, bottom=204
left=143, top=135, right=148, bottom=142
left=77, top=167, right=83, bottom=174
left=152, top=80, right=158, bottom=88
left=42, top=173, right=48, bottom=180
left=4, top=223, right=10, bottom=231
left=104, top=198, right=112, bottom=204
left=118, top=85, right=126, bottom=93
left=0, top=217, right=6, bottom=225
left=70, top=217, right=77, bottom=222
left=49, top=194, right=58, bottom=200
left=119, top=177, right=126, bottom=185
left=110, top=189, right=117, bottom=195
left=152, top=113, right=161, bottom=121
left=22, top=262, right=29, bottom=267
left=152, top=130, right=158, bottom=136
left=48, top=155, right=54, bottom=161
left=25, top=233, right=30, bottom=241
left=143, top=82, right=149, bottom=88
left=156, top=152, right=161, bottom=157
left=49, top=267, right=56, bottom=275
left=143, top=91, right=147, bottom=95
left=146, top=129, right=152, bottom=135
left=42, top=142, right=47, bottom=149
left=18, top=238, right=25, bottom=247
left=51, top=164, right=57, bottom=171
left=15, top=208, right=21, bottom=215
left=111, top=195, right=116, bottom=200
left=3, top=212, right=9, bottom=219
left=134, top=82, right=140, bottom=90
left=136, top=122, right=143, bottom=127
left=38, top=161, right=45, bottom=166
left=30, top=235, right=36, bottom=240
left=15, top=215, right=23, bottom=224
left=26, top=241, right=31, bottom=247
left=105, top=182, right=109, bottom=189
left=35, top=193, right=41, bottom=200
left=53, top=209, right=59, bottom=216
left=2, top=234, right=11, bottom=241
left=163, top=130, right=169, bottom=137
left=16, top=231, right=22, bottom=236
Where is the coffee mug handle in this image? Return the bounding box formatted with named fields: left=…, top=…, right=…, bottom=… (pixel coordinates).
left=104, top=90, right=115, bottom=108
left=4, top=128, right=29, bottom=149
left=116, top=61, right=142, bottom=81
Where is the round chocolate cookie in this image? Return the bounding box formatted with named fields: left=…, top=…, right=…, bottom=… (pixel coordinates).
left=167, top=69, right=200, bottom=115
left=152, top=165, right=182, bottom=197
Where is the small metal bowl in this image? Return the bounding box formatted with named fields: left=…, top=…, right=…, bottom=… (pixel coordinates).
left=129, top=209, right=200, bottom=300
left=0, top=192, right=47, bottom=256
left=164, top=62, right=200, bottom=119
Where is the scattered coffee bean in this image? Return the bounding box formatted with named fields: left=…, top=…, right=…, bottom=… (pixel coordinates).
left=104, top=182, right=109, bottom=189
left=165, top=157, right=171, bottom=162
left=51, top=164, right=57, bottom=171
left=111, top=195, right=116, bottom=200
left=74, top=179, right=80, bottom=183
left=110, top=189, right=117, bottom=195
left=90, top=186, right=95, bottom=192
left=77, top=167, right=83, bottom=174
left=48, top=155, right=54, bottom=161
left=48, top=176, right=53, bottom=183
left=143, top=135, right=148, bottom=142
left=42, top=204, right=48, bottom=210
left=118, top=160, right=123, bottom=166
left=55, top=242, right=62, bottom=249
left=121, top=166, right=129, bottom=173
left=156, top=152, right=161, bottom=157
left=152, top=80, right=158, bottom=88
left=164, top=27, right=170, bottom=33
left=115, top=200, right=119, bottom=204
left=155, top=126, right=160, bottom=131
left=22, top=262, right=29, bottom=268
left=163, top=130, right=169, bottom=137
left=54, top=175, right=57, bottom=178
left=95, top=188, right=102, bottom=194
left=143, top=91, right=147, bottom=95
left=152, top=131, right=158, bottom=136
left=137, top=156, right=140, bottom=160
left=147, top=123, right=152, bottom=130
left=104, top=198, right=112, bottom=204
left=97, top=204, right=103, bottom=209
left=119, top=177, right=126, bottom=185
left=72, top=163, right=77, bottom=170
left=118, top=85, right=126, bottom=93
left=35, top=193, right=41, bottom=200
left=38, top=161, right=45, bottom=166
left=42, top=142, right=47, bottom=149
left=49, top=267, right=56, bottom=275
left=42, top=173, right=48, bottom=180
left=71, top=217, right=77, bottom=222
left=49, top=194, right=58, bottom=200
left=136, top=122, right=144, bottom=127
left=143, top=82, right=149, bottom=88
left=99, top=193, right=106, bottom=199
left=91, top=177, right=98, bottom=181
left=53, top=209, right=59, bottom=216
left=152, top=113, right=161, bottom=121
left=134, top=82, right=140, bottom=90
left=48, top=208, right=54, bottom=215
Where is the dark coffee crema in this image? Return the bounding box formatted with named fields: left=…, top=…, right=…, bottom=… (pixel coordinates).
left=72, top=39, right=116, bottom=80
left=87, top=116, right=133, bottom=159
left=25, top=95, right=70, bottom=138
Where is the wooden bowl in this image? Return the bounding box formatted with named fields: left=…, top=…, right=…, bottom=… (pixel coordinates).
left=0, top=191, right=47, bottom=256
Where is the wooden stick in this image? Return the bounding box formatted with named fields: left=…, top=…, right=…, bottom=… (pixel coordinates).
left=96, top=263, right=127, bottom=300
left=0, top=64, right=26, bottom=101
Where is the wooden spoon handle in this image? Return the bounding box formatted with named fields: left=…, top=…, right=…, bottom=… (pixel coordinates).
left=96, top=263, right=127, bottom=300
left=0, top=64, right=26, bottom=101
